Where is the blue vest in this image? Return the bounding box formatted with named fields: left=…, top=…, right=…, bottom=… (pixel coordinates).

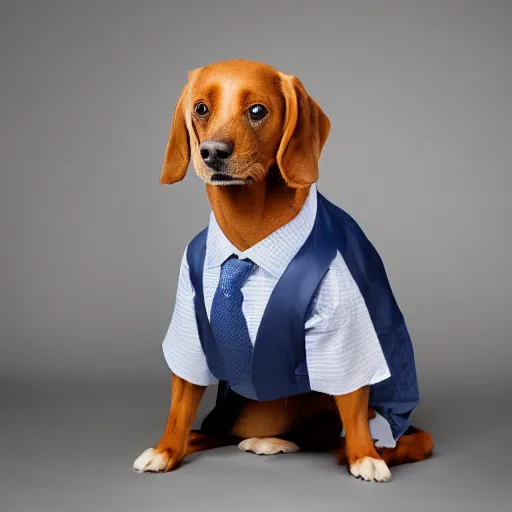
left=187, top=191, right=419, bottom=440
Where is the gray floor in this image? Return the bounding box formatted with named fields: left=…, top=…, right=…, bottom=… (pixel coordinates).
left=3, top=381, right=510, bottom=512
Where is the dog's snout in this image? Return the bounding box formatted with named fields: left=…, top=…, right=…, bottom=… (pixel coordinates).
left=199, top=140, right=233, bottom=167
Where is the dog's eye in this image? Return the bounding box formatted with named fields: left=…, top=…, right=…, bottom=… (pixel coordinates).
left=195, top=102, right=209, bottom=116
left=248, top=104, right=267, bottom=121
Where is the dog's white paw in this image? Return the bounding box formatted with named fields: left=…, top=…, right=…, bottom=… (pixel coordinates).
left=133, top=448, right=170, bottom=473
left=350, top=457, right=392, bottom=482
left=238, top=437, right=300, bottom=455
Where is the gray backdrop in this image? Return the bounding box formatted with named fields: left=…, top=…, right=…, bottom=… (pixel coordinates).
left=2, top=1, right=511, bottom=511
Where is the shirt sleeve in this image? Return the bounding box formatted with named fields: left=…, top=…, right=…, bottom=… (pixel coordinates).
left=304, top=251, right=391, bottom=396
left=162, top=246, right=218, bottom=386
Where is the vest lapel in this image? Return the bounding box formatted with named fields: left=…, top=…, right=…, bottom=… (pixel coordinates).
left=187, top=227, right=229, bottom=382
left=250, top=193, right=338, bottom=398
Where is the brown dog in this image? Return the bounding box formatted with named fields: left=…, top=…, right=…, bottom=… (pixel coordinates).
left=133, top=59, right=433, bottom=482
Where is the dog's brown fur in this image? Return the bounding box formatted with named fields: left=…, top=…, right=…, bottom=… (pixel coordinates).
left=142, top=59, right=433, bottom=479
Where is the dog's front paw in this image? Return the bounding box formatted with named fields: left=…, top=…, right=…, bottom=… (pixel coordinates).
left=349, top=457, right=391, bottom=483
left=133, top=447, right=178, bottom=473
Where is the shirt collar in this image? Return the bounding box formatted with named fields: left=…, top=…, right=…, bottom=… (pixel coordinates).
left=204, top=183, right=318, bottom=279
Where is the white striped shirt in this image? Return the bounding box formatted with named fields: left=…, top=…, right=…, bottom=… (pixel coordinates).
left=162, top=183, right=391, bottom=396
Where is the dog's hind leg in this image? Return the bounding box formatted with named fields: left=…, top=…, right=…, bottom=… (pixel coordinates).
left=378, top=427, right=434, bottom=467
left=236, top=399, right=343, bottom=456
left=237, top=437, right=301, bottom=455
left=185, top=430, right=240, bottom=455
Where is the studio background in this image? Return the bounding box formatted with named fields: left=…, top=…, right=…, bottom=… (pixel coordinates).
left=1, top=1, right=511, bottom=511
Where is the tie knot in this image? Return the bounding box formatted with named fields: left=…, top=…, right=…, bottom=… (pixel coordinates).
left=220, top=256, right=254, bottom=292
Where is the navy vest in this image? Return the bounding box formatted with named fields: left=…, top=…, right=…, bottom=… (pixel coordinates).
left=187, top=191, right=420, bottom=440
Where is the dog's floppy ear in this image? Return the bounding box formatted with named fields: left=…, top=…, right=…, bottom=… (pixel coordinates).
left=277, top=74, right=331, bottom=188
left=159, top=83, right=191, bottom=185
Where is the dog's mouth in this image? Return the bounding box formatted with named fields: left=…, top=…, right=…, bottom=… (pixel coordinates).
left=211, top=173, right=235, bottom=182
left=210, top=173, right=254, bottom=185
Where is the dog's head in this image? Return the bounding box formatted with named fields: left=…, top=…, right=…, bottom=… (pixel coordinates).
left=159, top=59, right=330, bottom=189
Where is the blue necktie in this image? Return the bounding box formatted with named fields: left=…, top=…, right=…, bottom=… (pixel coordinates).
left=210, top=255, right=255, bottom=386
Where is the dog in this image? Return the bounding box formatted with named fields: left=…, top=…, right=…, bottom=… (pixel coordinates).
left=133, top=59, right=433, bottom=482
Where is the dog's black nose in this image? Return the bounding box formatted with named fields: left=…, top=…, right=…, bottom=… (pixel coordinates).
left=199, top=140, right=233, bottom=167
